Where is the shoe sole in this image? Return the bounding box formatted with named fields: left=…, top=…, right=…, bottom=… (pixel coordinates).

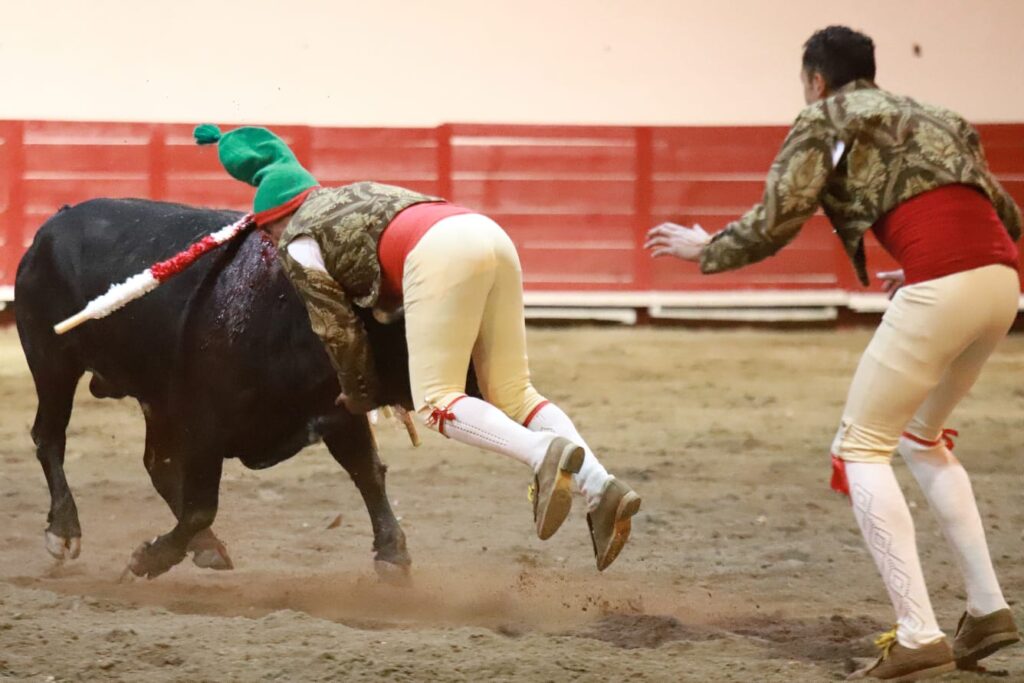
left=536, top=442, right=584, bottom=540
left=955, top=632, right=1021, bottom=669
left=889, top=661, right=956, bottom=682
left=848, top=658, right=956, bottom=682
left=596, top=491, right=641, bottom=571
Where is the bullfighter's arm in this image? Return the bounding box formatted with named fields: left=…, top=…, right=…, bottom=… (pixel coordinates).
left=280, top=248, right=381, bottom=407
left=699, top=107, right=837, bottom=274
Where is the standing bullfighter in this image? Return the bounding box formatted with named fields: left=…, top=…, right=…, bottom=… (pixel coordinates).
left=193, top=124, right=640, bottom=570
left=645, top=26, right=1021, bottom=681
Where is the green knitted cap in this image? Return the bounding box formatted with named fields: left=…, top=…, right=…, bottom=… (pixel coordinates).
left=193, top=124, right=318, bottom=214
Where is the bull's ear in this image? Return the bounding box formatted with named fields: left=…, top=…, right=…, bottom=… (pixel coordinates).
left=194, top=124, right=222, bottom=145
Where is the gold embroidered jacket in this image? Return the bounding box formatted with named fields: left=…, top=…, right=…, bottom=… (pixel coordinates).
left=699, top=80, right=1022, bottom=284
left=278, top=182, right=441, bottom=405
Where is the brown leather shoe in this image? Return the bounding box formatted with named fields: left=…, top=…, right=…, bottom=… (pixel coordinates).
left=531, top=437, right=584, bottom=540
left=586, top=477, right=641, bottom=571
left=953, top=608, right=1020, bottom=669
left=847, top=629, right=955, bottom=681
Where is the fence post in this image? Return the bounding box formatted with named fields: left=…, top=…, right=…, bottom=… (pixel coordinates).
left=1, top=121, right=26, bottom=291
left=436, top=124, right=453, bottom=199
left=148, top=123, right=167, bottom=201
left=633, top=126, right=653, bottom=292
left=291, top=125, right=314, bottom=174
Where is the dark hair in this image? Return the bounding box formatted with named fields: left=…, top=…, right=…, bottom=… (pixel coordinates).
left=802, top=25, right=876, bottom=90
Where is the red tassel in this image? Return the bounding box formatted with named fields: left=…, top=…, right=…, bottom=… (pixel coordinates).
left=830, top=454, right=850, bottom=496
left=425, top=395, right=468, bottom=437
left=426, top=407, right=454, bottom=436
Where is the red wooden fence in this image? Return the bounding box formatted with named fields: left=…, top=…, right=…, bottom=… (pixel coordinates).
left=2, top=120, right=1022, bottom=302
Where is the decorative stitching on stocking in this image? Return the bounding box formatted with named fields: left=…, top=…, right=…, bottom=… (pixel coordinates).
left=445, top=422, right=510, bottom=449
left=851, top=482, right=927, bottom=635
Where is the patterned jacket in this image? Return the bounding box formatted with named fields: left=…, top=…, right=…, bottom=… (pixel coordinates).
left=278, top=182, right=442, bottom=405
left=699, top=80, right=1022, bottom=284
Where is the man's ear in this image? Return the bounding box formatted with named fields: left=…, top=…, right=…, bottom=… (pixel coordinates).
left=812, top=71, right=829, bottom=99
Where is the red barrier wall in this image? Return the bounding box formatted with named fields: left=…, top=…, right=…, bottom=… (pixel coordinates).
left=1, top=120, right=1022, bottom=298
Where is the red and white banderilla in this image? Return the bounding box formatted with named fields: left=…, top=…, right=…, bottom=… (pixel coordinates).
left=53, top=214, right=255, bottom=334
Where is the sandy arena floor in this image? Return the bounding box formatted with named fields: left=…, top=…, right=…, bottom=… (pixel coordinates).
left=0, top=325, right=1021, bottom=682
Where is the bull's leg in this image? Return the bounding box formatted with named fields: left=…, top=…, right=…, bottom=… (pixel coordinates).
left=129, top=452, right=223, bottom=579
left=28, top=360, right=84, bottom=561
left=323, top=417, right=411, bottom=583
left=142, top=417, right=233, bottom=570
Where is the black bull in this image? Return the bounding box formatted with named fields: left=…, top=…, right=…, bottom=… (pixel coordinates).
left=15, top=198, right=459, bottom=580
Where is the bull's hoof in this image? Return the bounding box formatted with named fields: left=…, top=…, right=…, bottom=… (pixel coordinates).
left=44, top=531, right=81, bottom=561
left=187, top=529, right=234, bottom=571
left=128, top=538, right=186, bottom=579
left=374, top=560, right=412, bottom=587
left=191, top=547, right=234, bottom=571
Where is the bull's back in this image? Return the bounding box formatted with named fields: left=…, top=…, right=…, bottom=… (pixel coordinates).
left=16, top=198, right=244, bottom=400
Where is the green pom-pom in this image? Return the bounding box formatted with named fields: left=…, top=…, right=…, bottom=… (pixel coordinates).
left=193, top=124, right=222, bottom=146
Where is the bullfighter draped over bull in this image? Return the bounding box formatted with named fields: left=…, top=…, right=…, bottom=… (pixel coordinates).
left=192, top=123, right=641, bottom=572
